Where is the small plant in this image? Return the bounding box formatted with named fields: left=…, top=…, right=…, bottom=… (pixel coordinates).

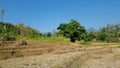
left=0, top=35, right=16, bottom=41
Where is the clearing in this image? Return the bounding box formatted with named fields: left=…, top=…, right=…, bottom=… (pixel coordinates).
left=0, top=41, right=120, bottom=68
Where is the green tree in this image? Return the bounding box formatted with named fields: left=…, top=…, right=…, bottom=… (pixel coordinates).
left=97, top=23, right=120, bottom=42
left=57, top=19, right=86, bottom=42
left=86, top=28, right=97, bottom=41
left=97, top=32, right=107, bottom=41
left=47, top=32, right=52, bottom=37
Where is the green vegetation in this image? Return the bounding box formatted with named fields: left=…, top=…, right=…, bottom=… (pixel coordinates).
left=57, top=19, right=120, bottom=43
left=0, top=20, right=120, bottom=43
left=116, top=44, right=120, bottom=48
left=79, top=42, right=92, bottom=45
left=0, top=22, right=41, bottom=41
left=57, top=19, right=86, bottom=42
left=0, top=9, right=120, bottom=43
left=28, top=37, right=70, bottom=43
left=97, top=23, right=120, bottom=42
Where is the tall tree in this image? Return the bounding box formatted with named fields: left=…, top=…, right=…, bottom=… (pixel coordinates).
left=57, top=19, right=86, bottom=42
left=47, top=32, right=52, bottom=37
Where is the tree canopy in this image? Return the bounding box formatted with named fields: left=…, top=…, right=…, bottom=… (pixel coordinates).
left=57, top=19, right=86, bottom=42
left=97, top=23, right=120, bottom=42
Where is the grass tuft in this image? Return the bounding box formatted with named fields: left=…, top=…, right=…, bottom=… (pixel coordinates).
left=79, top=42, right=92, bottom=45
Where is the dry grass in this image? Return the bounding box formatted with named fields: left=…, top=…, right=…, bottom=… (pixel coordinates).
left=114, top=54, right=120, bottom=60
left=0, top=41, right=82, bottom=60
left=66, top=53, right=91, bottom=68
left=91, top=42, right=120, bottom=46
left=0, top=50, right=23, bottom=60
left=1, top=41, right=120, bottom=68
left=0, top=40, right=110, bottom=61
left=53, top=52, right=89, bottom=68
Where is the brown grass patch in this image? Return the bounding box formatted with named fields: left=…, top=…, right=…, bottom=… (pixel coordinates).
left=0, top=50, right=23, bottom=60
left=54, top=53, right=91, bottom=68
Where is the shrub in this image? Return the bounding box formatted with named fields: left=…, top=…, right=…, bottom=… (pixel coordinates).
left=0, top=35, right=16, bottom=41
left=106, top=37, right=119, bottom=43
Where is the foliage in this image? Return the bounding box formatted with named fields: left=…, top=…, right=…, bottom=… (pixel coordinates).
left=86, top=28, right=97, bottom=41
left=47, top=32, right=52, bottom=37
left=15, top=23, right=40, bottom=36
left=41, top=32, right=52, bottom=37
left=29, top=37, right=70, bottom=43
left=0, top=22, right=16, bottom=36
left=0, top=35, right=15, bottom=41
left=0, top=22, right=41, bottom=41
left=57, top=19, right=86, bottom=42
left=96, top=23, right=120, bottom=42
left=1, top=19, right=120, bottom=43
left=97, top=32, right=107, bottom=41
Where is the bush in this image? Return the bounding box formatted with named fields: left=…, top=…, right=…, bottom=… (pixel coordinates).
left=106, top=37, right=119, bottom=43
left=84, top=37, right=91, bottom=42
left=97, top=33, right=107, bottom=41
left=111, top=38, right=119, bottom=42
left=0, top=35, right=16, bottom=41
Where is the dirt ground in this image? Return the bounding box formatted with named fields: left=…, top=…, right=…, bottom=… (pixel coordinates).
left=0, top=41, right=120, bottom=68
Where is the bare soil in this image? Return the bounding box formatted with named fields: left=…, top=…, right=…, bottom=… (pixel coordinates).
left=0, top=41, right=120, bottom=68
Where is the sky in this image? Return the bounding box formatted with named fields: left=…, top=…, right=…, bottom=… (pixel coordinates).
left=0, top=0, right=120, bottom=32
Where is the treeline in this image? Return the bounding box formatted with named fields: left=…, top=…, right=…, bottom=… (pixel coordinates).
left=0, top=22, right=41, bottom=41
left=86, top=23, right=120, bottom=42
left=0, top=20, right=120, bottom=43
left=57, top=19, right=120, bottom=42
left=95, top=23, right=120, bottom=42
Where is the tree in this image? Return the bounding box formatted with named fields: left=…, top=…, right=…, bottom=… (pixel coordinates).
left=0, top=9, right=4, bottom=22
left=57, top=19, right=86, bottom=42
left=97, top=32, right=107, bottom=41
left=87, top=28, right=97, bottom=41
left=96, top=23, right=120, bottom=42
left=47, top=32, right=52, bottom=37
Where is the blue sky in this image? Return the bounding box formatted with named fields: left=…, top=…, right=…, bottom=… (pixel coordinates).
left=0, top=0, right=120, bottom=32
